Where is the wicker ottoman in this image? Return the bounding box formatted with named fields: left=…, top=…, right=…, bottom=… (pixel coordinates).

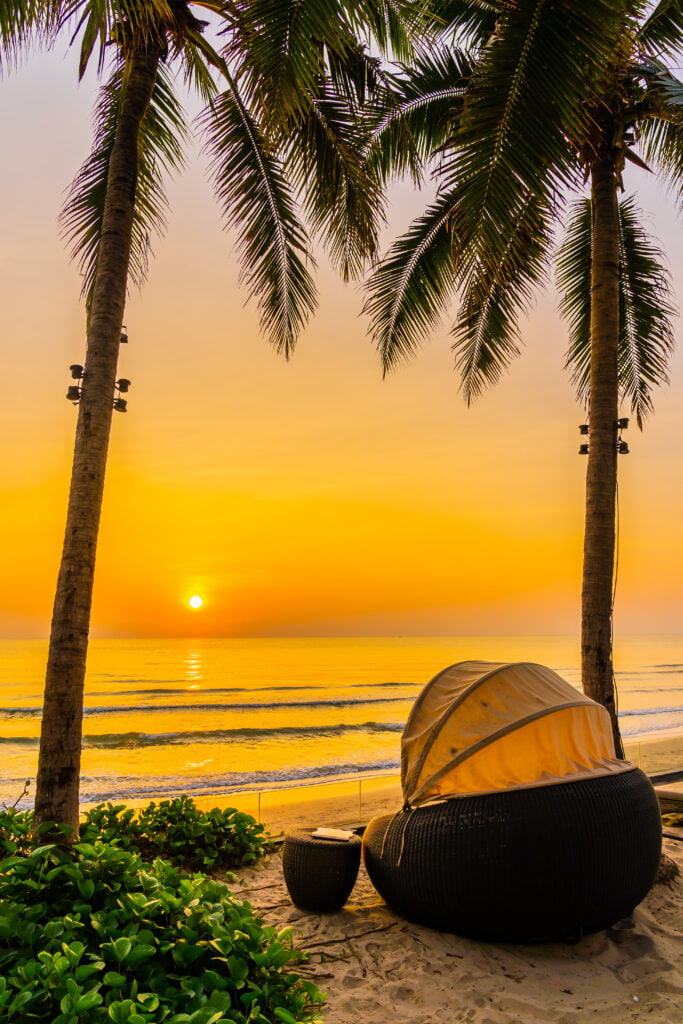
left=282, top=830, right=361, bottom=912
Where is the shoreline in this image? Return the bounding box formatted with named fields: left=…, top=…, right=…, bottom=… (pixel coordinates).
left=78, top=729, right=683, bottom=837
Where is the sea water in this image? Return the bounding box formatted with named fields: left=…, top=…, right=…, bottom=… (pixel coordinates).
left=1, top=635, right=682, bottom=809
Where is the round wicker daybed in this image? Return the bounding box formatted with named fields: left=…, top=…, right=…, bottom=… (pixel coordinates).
left=362, top=661, right=662, bottom=943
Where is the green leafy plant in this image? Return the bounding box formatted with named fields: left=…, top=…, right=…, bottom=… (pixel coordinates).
left=0, top=841, right=323, bottom=1023
left=1, top=797, right=271, bottom=872
left=80, top=797, right=272, bottom=871
left=0, top=808, right=33, bottom=858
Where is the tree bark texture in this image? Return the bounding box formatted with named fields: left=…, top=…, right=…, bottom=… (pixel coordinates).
left=34, top=44, right=162, bottom=831
left=582, top=155, right=624, bottom=758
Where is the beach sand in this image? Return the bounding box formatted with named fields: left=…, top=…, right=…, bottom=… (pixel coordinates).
left=229, top=834, right=683, bottom=1024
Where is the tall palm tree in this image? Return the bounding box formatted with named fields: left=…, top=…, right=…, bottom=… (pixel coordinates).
left=364, top=0, right=681, bottom=756
left=24, top=0, right=422, bottom=832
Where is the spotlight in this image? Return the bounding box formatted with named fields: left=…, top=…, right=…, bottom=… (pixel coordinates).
left=113, top=397, right=127, bottom=413
left=617, top=417, right=629, bottom=430
left=579, top=444, right=589, bottom=455
left=66, top=386, right=81, bottom=403
left=618, top=440, right=629, bottom=454
left=70, top=364, right=84, bottom=379
left=579, top=424, right=589, bottom=435
left=116, top=378, right=131, bottom=393
left=120, top=326, right=128, bottom=344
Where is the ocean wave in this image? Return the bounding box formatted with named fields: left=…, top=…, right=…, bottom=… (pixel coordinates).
left=618, top=705, right=683, bottom=717
left=80, top=760, right=402, bottom=804
left=0, top=721, right=404, bottom=749
left=0, top=695, right=413, bottom=718
left=97, top=681, right=420, bottom=696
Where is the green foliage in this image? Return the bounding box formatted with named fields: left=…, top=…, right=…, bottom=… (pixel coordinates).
left=61, top=61, right=188, bottom=310
left=558, top=195, right=676, bottom=428
left=0, top=797, right=271, bottom=873
left=80, top=797, right=273, bottom=872
left=0, top=808, right=34, bottom=858
left=0, top=841, right=323, bottom=1023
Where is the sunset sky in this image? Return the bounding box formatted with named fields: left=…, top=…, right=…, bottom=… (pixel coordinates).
left=2, top=43, right=683, bottom=640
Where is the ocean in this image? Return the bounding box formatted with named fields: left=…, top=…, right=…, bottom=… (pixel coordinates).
left=1, top=635, right=682, bottom=811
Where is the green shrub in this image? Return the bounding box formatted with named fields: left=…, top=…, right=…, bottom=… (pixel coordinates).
left=0, top=808, right=34, bottom=858
left=1, top=797, right=272, bottom=873
left=0, top=841, right=323, bottom=1023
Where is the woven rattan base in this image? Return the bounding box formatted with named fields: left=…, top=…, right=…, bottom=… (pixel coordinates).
left=283, top=829, right=361, bottom=913
left=362, top=769, right=661, bottom=942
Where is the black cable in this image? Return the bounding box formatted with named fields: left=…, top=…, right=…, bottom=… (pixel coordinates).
left=611, top=475, right=620, bottom=723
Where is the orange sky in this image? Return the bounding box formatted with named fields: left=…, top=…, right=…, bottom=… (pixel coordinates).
left=1, top=48, right=683, bottom=639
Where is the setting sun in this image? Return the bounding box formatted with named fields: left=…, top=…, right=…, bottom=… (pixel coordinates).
left=188, top=595, right=203, bottom=610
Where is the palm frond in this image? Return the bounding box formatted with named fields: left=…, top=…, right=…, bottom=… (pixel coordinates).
left=637, top=0, right=683, bottom=58
left=61, top=59, right=187, bottom=308
left=0, top=0, right=60, bottom=72
left=224, top=0, right=343, bottom=121
left=557, top=195, right=676, bottom=427
left=284, top=87, right=383, bottom=280
left=357, top=0, right=431, bottom=61
left=363, top=190, right=458, bottom=372
left=616, top=195, right=676, bottom=427
left=225, top=0, right=430, bottom=121
left=557, top=198, right=592, bottom=403
left=634, top=58, right=683, bottom=111
left=452, top=189, right=553, bottom=403
left=639, top=114, right=683, bottom=208
left=325, top=38, right=382, bottom=109
left=436, top=0, right=616, bottom=292
left=176, top=28, right=220, bottom=103
left=434, top=0, right=501, bottom=49
left=200, top=76, right=317, bottom=355
left=56, top=0, right=177, bottom=77
left=366, top=45, right=473, bottom=184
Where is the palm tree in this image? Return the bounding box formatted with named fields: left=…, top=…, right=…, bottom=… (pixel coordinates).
left=364, top=0, right=681, bottom=756
left=23, top=0, right=422, bottom=832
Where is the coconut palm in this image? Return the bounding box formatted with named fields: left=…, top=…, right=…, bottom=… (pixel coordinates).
left=22, top=0, right=422, bottom=832
left=364, top=0, right=682, bottom=755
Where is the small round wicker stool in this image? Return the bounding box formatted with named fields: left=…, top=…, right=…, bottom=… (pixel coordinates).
left=282, top=830, right=361, bottom=912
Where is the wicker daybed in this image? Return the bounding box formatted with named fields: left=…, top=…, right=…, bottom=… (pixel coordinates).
left=362, top=660, right=661, bottom=942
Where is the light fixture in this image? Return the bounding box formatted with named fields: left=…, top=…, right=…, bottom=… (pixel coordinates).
left=579, top=444, right=589, bottom=455
left=616, top=416, right=629, bottom=454
left=66, top=385, right=81, bottom=404
left=70, top=364, right=84, bottom=380
left=120, top=326, right=129, bottom=344
left=113, top=375, right=130, bottom=411
left=579, top=424, right=589, bottom=435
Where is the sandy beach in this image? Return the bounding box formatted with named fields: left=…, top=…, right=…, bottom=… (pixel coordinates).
left=229, top=833, right=683, bottom=1024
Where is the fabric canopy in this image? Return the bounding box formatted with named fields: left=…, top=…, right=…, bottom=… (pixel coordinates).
left=401, top=660, right=630, bottom=807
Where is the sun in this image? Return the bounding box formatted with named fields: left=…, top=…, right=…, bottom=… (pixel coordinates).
left=188, top=595, right=204, bottom=610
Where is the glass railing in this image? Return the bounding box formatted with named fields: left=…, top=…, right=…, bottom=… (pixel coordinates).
left=194, top=734, right=683, bottom=836
left=193, top=773, right=402, bottom=836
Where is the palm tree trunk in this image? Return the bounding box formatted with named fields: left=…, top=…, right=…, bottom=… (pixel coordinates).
left=582, top=154, right=624, bottom=758
left=34, top=42, right=163, bottom=833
